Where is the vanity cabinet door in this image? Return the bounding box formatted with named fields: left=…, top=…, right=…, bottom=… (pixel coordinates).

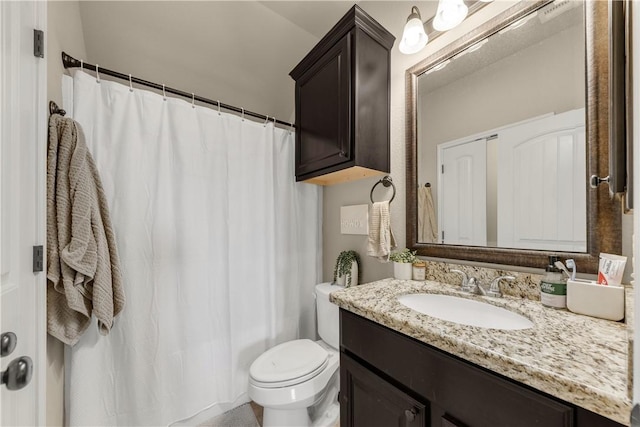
left=294, top=33, right=352, bottom=179
left=340, top=352, right=427, bottom=427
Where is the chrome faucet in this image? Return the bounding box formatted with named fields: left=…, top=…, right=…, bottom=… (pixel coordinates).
left=450, top=270, right=514, bottom=297
left=486, top=275, right=515, bottom=298
left=451, top=269, right=475, bottom=293
left=467, top=277, right=486, bottom=295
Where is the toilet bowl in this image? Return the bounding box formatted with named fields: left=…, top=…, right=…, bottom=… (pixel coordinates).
left=248, top=283, right=343, bottom=427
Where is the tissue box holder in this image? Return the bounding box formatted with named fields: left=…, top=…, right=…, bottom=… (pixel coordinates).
left=566, top=279, right=624, bottom=321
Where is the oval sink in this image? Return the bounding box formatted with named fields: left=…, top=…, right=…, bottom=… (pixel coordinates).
left=397, top=293, right=533, bottom=330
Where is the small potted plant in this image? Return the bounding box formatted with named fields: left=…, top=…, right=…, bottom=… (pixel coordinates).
left=390, top=248, right=417, bottom=280
left=333, top=250, right=360, bottom=287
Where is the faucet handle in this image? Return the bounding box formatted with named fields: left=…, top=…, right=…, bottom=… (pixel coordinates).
left=488, top=276, right=515, bottom=298
left=450, top=269, right=468, bottom=288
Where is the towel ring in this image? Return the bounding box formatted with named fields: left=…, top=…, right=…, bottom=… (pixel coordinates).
left=370, top=176, right=395, bottom=204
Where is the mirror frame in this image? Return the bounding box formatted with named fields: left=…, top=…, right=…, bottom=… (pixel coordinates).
left=405, top=0, right=622, bottom=274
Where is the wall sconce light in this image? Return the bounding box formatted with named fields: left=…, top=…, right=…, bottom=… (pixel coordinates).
left=399, top=1, right=493, bottom=55
left=399, top=6, right=429, bottom=54
left=433, top=0, right=469, bottom=32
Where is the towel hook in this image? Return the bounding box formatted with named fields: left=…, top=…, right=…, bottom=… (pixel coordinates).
left=95, top=64, right=100, bottom=83
left=48, top=101, right=66, bottom=117
left=370, top=176, right=396, bottom=204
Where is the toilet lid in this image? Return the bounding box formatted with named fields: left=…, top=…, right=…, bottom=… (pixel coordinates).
left=250, top=339, right=328, bottom=385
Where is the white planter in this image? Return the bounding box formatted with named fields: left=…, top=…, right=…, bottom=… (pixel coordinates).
left=394, top=262, right=413, bottom=280
left=336, top=261, right=359, bottom=287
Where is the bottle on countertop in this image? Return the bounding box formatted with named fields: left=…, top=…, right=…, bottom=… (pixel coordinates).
left=540, top=256, right=567, bottom=309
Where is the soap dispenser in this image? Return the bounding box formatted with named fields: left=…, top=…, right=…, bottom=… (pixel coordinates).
left=540, top=256, right=567, bottom=309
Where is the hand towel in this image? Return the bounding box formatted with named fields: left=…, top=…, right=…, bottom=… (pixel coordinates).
left=367, top=201, right=396, bottom=261
left=46, top=114, right=125, bottom=346
left=418, top=186, right=438, bottom=243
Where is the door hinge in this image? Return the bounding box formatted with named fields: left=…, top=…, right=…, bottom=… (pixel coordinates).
left=442, top=231, right=445, bottom=241
left=33, top=30, right=44, bottom=58
left=32, top=246, right=43, bottom=272
left=441, top=164, right=444, bottom=174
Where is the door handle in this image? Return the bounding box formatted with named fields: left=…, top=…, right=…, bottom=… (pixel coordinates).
left=1, top=356, right=33, bottom=391
left=1, top=332, right=17, bottom=357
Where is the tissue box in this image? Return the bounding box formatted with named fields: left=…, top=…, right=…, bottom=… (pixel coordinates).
left=566, top=279, right=625, bottom=321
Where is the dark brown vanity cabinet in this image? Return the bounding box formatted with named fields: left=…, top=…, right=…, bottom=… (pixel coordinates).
left=340, top=310, right=625, bottom=427
left=341, top=352, right=427, bottom=427
left=289, top=6, right=394, bottom=185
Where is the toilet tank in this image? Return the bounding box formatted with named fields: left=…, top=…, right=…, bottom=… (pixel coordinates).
left=316, top=282, right=343, bottom=350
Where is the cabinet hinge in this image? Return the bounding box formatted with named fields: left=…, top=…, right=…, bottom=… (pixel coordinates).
left=33, top=30, right=44, bottom=58
left=33, top=245, right=43, bottom=272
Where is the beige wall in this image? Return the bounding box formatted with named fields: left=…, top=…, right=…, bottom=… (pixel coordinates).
left=46, top=2, right=87, bottom=425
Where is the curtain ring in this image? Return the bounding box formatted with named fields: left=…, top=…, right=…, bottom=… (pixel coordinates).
left=162, top=84, right=166, bottom=101
left=80, top=59, right=84, bottom=69
left=272, top=117, right=277, bottom=126
left=191, top=93, right=195, bottom=109
left=129, top=74, right=133, bottom=92
left=95, top=64, right=100, bottom=83
left=289, top=122, right=294, bottom=134
left=264, top=115, right=269, bottom=126
left=217, top=100, right=221, bottom=115
left=241, top=108, right=245, bottom=121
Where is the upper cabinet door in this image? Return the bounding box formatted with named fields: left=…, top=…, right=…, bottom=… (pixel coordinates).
left=295, top=33, right=352, bottom=178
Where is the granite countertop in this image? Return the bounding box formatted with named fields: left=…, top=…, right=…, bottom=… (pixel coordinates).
left=330, top=278, right=631, bottom=426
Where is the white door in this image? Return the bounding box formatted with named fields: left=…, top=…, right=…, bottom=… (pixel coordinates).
left=438, top=138, right=487, bottom=246
left=496, top=108, right=586, bottom=251
left=0, top=1, right=47, bottom=425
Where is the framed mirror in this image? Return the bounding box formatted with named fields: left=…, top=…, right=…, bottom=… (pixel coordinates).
left=406, top=0, right=622, bottom=273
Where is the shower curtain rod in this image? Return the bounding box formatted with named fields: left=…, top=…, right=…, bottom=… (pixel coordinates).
left=61, top=51, right=295, bottom=129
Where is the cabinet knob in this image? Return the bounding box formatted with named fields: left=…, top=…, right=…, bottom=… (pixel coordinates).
left=405, top=408, right=416, bottom=422
left=339, top=150, right=346, bottom=157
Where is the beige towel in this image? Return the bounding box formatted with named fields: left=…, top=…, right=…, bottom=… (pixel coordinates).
left=418, top=186, right=438, bottom=243
left=367, top=201, right=396, bottom=261
left=47, top=114, right=124, bottom=346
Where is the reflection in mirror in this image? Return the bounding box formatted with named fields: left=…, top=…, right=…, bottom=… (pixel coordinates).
left=417, top=1, right=585, bottom=252
left=406, top=0, right=622, bottom=273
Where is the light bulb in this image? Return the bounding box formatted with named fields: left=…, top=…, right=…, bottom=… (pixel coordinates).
left=433, top=0, right=469, bottom=32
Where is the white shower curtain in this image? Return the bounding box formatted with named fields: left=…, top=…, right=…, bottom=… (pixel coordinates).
left=63, top=71, right=322, bottom=426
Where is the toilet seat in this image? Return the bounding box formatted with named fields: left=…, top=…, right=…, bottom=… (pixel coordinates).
left=249, top=339, right=329, bottom=388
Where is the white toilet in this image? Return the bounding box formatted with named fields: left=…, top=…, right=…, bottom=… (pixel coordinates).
left=248, top=282, right=343, bottom=427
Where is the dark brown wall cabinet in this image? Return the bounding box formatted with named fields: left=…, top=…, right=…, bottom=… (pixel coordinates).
left=289, top=6, right=394, bottom=185
left=340, top=310, right=624, bottom=427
